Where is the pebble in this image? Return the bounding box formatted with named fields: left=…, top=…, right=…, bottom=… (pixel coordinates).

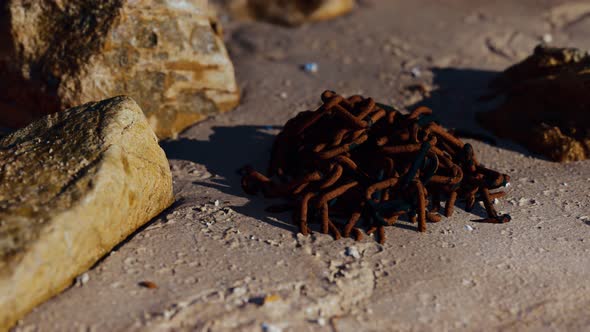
left=262, top=323, right=283, bottom=332
left=302, top=62, right=318, bottom=73
left=410, top=67, right=421, bottom=77
left=316, top=317, right=327, bottom=326
left=263, top=294, right=281, bottom=304
left=542, top=33, right=553, bottom=43
left=345, top=246, right=361, bottom=259
left=464, top=225, right=474, bottom=231
left=76, top=273, right=90, bottom=286
left=231, top=286, right=247, bottom=297
left=124, top=257, right=137, bottom=266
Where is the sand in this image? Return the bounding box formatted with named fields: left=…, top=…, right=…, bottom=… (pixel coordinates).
left=14, top=1, right=590, bottom=331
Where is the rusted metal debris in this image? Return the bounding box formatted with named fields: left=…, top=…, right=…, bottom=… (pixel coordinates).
left=242, top=91, right=511, bottom=244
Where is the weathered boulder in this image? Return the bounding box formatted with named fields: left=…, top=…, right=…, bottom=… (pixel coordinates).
left=0, top=0, right=239, bottom=139
left=212, top=0, right=355, bottom=26
left=479, top=45, right=590, bottom=162
left=0, top=96, right=174, bottom=330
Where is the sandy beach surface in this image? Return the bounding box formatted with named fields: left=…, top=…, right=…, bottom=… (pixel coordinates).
left=16, top=1, right=590, bottom=331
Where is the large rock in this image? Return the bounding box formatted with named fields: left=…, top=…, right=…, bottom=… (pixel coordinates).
left=0, top=0, right=239, bottom=139
left=212, top=0, right=355, bottom=26
left=479, top=45, right=590, bottom=162
left=0, top=96, right=174, bottom=330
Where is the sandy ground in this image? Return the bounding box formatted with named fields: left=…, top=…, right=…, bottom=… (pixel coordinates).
left=14, top=1, right=590, bottom=331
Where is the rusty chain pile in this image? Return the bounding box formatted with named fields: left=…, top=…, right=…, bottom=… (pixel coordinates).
left=242, top=91, right=511, bottom=244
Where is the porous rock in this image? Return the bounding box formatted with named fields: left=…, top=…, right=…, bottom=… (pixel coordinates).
left=212, top=0, right=355, bottom=26
left=0, top=0, right=239, bottom=139
left=479, top=45, right=590, bottom=162
left=0, top=96, right=174, bottom=330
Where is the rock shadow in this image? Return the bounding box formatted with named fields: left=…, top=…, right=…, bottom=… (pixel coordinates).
left=0, top=126, right=13, bottom=138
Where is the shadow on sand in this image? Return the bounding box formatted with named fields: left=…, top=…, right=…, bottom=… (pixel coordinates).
left=408, top=67, right=543, bottom=159
left=161, top=125, right=300, bottom=233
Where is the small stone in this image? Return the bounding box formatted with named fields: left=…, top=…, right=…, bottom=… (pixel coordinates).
left=162, top=309, right=175, bottom=320
left=464, top=225, right=474, bottom=231
left=345, top=246, right=361, bottom=259
left=303, top=62, right=319, bottom=73
left=231, top=287, right=247, bottom=297
left=76, top=273, right=90, bottom=287
left=279, top=92, right=288, bottom=99
left=542, top=33, right=553, bottom=43
left=263, top=294, right=281, bottom=304
left=262, top=322, right=283, bottom=332
left=265, top=239, right=280, bottom=246
left=110, top=282, right=122, bottom=289
left=214, top=200, right=220, bottom=207
left=410, top=67, right=422, bottom=77
left=124, top=257, right=137, bottom=266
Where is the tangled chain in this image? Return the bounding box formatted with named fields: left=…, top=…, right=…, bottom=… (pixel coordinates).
left=242, top=91, right=511, bottom=243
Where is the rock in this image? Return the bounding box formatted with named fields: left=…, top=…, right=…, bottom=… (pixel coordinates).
left=211, top=0, right=355, bottom=26
left=0, top=96, right=174, bottom=330
left=479, top=45, right=590, bottom=162
left=0, top=0, right=239, bottom=139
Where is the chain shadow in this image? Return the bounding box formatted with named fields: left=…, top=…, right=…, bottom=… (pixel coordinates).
left=160, top=125, right=298, bottom=233
left=161, top=125, right=276, bottom=195
left=408, top=67, right=542, bottom=159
